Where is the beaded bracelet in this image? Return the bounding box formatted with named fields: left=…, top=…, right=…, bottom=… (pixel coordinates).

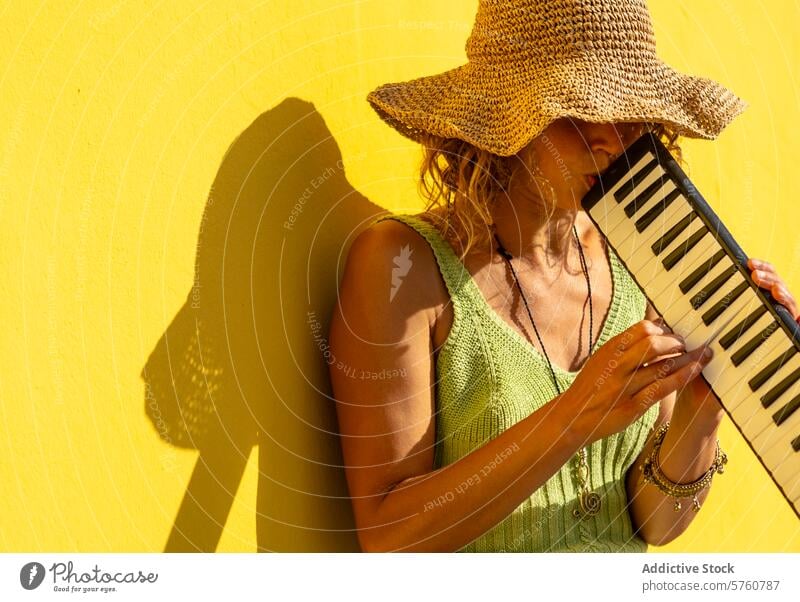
left=640, top=422, right=728, bottom=512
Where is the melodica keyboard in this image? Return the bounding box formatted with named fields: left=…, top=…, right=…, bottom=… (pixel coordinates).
left=582, top=132, right=800, bottom=519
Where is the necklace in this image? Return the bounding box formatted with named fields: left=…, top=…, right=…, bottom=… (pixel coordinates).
left=492, top=224, right=602, bottom=520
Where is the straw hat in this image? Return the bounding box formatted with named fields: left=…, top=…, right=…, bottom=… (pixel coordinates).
left=367, top=0, right=748, bottom=157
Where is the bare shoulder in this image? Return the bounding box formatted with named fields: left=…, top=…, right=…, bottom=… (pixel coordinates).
left=341, top=215, right=447, bottom=318
left=350, top=214, right=437, bottom=261
left=328, top=214, right=453, bottom=383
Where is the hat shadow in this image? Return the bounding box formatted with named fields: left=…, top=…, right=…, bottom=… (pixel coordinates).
left=141, top=97, right=382, bottom=551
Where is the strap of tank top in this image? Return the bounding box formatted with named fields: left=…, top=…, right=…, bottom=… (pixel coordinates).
left=368, top=213, right=478, bottom=310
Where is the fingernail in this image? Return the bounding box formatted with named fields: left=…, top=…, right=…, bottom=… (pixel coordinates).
left=702, top=346, right=714, bottom=360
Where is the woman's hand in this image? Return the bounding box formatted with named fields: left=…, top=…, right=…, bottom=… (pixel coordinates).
left=748, top=257, right=800, bottom=321
left=559, top=319, right=713, bottom=448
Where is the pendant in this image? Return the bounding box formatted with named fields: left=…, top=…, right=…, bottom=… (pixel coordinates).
left=572, top=489, right=602, bottom=519
left=672, top=496, right=702, bottom=512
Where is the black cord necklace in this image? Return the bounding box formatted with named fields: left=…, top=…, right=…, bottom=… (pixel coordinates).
left=492, top=223, right=602, bottom=519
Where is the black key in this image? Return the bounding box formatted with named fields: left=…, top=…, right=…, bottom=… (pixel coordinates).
left=624, top=177, right=668, bottom=218
left=702, top=281, right=748, bottom=326
left=651, top=212, right=696, bottom=255
left=772, top=392, right=800, bottom=426
left=792, top=434, right=800, bottom=453
left=614, top=158, right=658, bottom=203
left=761, top=365, right=800, bottom=408
left=679, top=248, right=726, bottom=294
left=719, top=305, right=768, bottom=350
left=731, top=320, right=780, bottom=367
left=689, top=263, right=737, bottom=310
left=750, top=346, right=799, bottom=391
left=635, top=188, right=682, bottom=233
left=663, top=225, right=708, bottom=271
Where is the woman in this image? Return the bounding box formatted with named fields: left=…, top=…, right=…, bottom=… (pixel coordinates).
left=328, top=0, right=800, bottom=552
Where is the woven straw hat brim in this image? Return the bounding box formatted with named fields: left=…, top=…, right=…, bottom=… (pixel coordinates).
left=367, top=58, right=748, bottom=157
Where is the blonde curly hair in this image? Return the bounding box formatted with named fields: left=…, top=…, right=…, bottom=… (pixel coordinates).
left=416, top=122, right=684, bottom=261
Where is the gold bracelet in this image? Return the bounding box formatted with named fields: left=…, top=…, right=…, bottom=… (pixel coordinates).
left=640, top=422, right=728, bottom=512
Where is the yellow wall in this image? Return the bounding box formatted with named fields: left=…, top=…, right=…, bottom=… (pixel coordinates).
left=1, top=1, right=798, bottom=552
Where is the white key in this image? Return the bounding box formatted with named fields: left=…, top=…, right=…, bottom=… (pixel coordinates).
left=772, top=453, right=800, bottom=503
left=727, top=379, right=796, bottom=445
left=604, top=162, right=666, bottom=219
left=726, top=352, right=800, bottom=435
left=752, top=389, right=800, bottom=454
left=670, top=264, right=742, bottom=337
left=636, top=221, right=719, bottom=292
left=670, top=283, right=757, bottom=355
left=676, top=257, right=737, bottom=317
left=675, top=276, right=752, bottom=338
left=622, top=192, right=693, bottom=247
left=635, top=194, right=694, bottom=244
left=733, top=401, right=778, bottom=446
left=607, top=154, right=657, bottom=198
left=716, top=317, right=788, bottom=399
left=714, top=356, right=800, bottom=424
left=637, top=232, right=720, bottom=303
left=590, top=200, right=616, bottom=237
left=742, top=381, right=800, bottom=443
left=747, top=347, right=800, bottom=395
left=628, top=182, right=681, bottom=228
left=644, top=238, right=724, bottom=301
left=589, top=156, right=659, bottom=232
left=676, top=255, right=752, bottom=321
left=728, top=312, right=784, bottom=360
left=620, top=204, right=697, bottom=280
left=761, top=428, right=800, bottom=490
left=650, top=217, right=706, bottom=270
left=601, top=187, right=664, bottom=239
left=606, top=179, right=678, bottom=240
left=631, top=191, right=694, bottom=244
left=767, top=451, right=800, bottom=500
left=696, top=311, right=785, bottom=401
left=684, top=258, right=737, bottom=308
left=609, top=196, right=690, bottom=268
left=775, top=446, right=800, bottom=503
left=761, top=366, right=800, bottom=421
left=696, top=313, right=759, bottom=392
left=688, top=289, right=762, bottom=356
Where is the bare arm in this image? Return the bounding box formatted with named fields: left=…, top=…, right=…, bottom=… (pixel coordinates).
left=328, top=221, right=585, bottom=552
left=626, top=302, right=724, bottom=546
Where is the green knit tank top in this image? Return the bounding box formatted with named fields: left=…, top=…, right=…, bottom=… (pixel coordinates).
left=371, top=212, right=660, bottom=552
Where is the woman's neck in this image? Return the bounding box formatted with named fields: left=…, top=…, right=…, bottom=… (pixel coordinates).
left=489, top=196, right=582, bottom=270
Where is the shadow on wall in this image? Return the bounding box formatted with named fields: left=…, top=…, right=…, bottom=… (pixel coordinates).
left=141, top=97, right=384, bottom=551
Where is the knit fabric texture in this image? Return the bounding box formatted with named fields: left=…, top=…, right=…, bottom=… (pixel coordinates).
left=366, top=0, right=748, bottom=156
left=370, top=212, right=660, bottom=552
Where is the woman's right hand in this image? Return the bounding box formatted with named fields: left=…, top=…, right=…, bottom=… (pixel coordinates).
left=557, top=319, right=713, bottom=448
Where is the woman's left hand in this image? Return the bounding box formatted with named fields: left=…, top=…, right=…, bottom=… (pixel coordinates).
left=675, top=257, right=800, bottom=422
left=747, top=257, right=800, bottom=321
